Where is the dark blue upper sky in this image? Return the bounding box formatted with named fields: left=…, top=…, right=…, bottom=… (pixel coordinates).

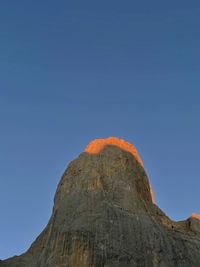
left=1, top=0, right=200, bottom=259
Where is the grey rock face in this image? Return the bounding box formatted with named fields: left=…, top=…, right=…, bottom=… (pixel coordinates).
left=1, top=138, right=200, bottom=267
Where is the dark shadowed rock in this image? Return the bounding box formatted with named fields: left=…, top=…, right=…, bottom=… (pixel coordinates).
left=1, top=137, right=200, bottom=267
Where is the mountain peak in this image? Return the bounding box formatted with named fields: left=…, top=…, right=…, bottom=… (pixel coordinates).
left=85, top=137, right=143, bottom=166
left=191, top=212, right=200, bottom=220
left=1, top=137, right=200, bottom=267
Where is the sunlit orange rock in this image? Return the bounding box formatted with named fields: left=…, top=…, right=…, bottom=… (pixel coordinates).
left=84, top=137, right=156, bottom=204
left=85, top=137, right=143, bottom=166
left=191, top=212, right=200, bottom=220
left=150, top=185, right=155, bottom=204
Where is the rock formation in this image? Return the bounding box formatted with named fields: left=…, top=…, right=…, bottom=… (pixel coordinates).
left=1, top=137, right=200, bottom=267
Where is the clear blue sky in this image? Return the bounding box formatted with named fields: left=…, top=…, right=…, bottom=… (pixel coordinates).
left=1, top=0, right=200, bottom=260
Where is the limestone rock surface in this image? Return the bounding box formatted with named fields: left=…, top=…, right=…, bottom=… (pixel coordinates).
left=1, top=137, right=200, bottom=267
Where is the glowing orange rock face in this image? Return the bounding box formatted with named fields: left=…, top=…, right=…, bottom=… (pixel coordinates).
left=85, top=137, right=155, bottom=204
left=150, top=185, right=155, bottom=204
left=85, top=137, right=143, bottom=166
left=191, top=212, right=200, bottom=220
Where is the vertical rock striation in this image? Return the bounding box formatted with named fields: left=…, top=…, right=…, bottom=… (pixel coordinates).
left=1, top=137, right=200, bottom=267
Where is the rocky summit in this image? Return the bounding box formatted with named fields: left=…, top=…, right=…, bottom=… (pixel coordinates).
left=1, top=137, right=200, bottom=267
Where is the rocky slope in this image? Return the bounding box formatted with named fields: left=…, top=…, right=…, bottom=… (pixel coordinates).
left=1, top=137, right=200, bottom=267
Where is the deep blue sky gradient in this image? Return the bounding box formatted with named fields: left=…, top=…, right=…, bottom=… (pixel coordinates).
left=1, top=0, right=200, bottom=259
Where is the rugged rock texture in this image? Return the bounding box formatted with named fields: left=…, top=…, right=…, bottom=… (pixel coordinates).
left=1, top=137, right=200, bottom=267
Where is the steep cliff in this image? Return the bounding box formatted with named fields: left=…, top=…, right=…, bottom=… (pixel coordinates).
left=1, top=137, right=200, bottom=267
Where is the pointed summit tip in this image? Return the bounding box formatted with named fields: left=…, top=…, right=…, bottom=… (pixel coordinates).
left=191, top=212, right=200, bottom=221
left=84, top=137, right=155, bottom=204
left=84, top=137, right=143, bottom=167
